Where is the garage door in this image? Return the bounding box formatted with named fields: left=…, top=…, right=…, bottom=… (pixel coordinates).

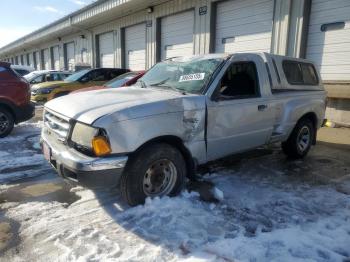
left=52, top=46, right=60, bottom=70
left=42, top=49, right=50, bottom=70
left=215, top=0, right=274, bottom=53
left=99, top=32, right=115, bottom=68
left=29, top=53, right=34, bottom=68
left=161, top=11, right=194, bottom=60
left=35, top=51, right=41, bottom=70
left=65, top=42, right=75, bottom=71
left=306, top=0, right=350, bottom=81
left=125, top=23, right=146, bottom=70
left=23, top=54, right=28, bottom=66
left=26, top=53, right=30, bottom=66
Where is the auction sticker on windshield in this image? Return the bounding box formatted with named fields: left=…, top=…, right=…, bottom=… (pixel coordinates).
left=179, top=73, right=205, bottom=82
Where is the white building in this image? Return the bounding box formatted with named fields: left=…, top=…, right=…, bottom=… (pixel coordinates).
left=0, top=0, right=349, bottom=125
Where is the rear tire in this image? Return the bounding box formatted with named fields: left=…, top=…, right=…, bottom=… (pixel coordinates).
left=120, top=143, right=186, bottom=206
left=282, top=118, right=315, bottom=159
left=0, top=108, right=14, bottom=138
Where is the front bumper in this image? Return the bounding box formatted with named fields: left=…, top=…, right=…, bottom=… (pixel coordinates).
left=41, top=131, right=128, bottom=188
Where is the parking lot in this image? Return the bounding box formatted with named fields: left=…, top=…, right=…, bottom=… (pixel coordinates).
left=0, top=107, right=349, bottom=261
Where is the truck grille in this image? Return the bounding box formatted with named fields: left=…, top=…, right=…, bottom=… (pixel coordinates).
left=44, top=110, right=70, bottom=141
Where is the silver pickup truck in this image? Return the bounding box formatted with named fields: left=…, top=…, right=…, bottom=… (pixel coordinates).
left=41, top=53, right=326, bottom=206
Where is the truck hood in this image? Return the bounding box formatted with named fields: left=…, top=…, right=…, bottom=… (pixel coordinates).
left=44, top=86, right=205, bottom=125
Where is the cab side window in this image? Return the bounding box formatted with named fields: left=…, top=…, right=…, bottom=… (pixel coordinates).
left=218, top=62, right=260, bottom=99
left=107, top=70, right=120, bottom=80
left=51, top=73, right=62, bottom=81
left=282, top=61, right=319, bottom=86
left=32, top=75, right=44, bottom=84
left=88, top=70, right=105, bottom=81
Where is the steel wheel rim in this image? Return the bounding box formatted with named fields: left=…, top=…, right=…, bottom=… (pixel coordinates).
left=143, top=159, right=177, bottom=197
left=0, top=112, right=9, bottom=135
left=297, top=126, right=310, bottom=153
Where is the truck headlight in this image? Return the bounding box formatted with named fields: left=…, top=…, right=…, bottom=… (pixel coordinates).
left=71, top=122, right=111, bottom=156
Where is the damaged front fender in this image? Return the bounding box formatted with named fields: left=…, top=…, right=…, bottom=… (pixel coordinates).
left=94, top=95, right=207, bottom=164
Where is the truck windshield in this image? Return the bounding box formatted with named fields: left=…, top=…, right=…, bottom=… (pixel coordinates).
left=138, top=56, right=224, bottom=94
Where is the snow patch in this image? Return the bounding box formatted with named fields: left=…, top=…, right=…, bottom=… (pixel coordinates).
left=212, top=187, right=224, bottom=201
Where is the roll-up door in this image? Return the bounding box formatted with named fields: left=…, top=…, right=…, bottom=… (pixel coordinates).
left=42, top=49, right=50, bottom=70
left=35, top=52, right=41, bottom=70
left=98, top=32, right=115, bottom=68
left=161, top=10, right=194, bottom=60
left=66, top=42, right=75, bottom=71
left=26, top=54, right=29, bottom=66
left=52, top=46, right=60, bottom=70
left=215, top=0, right=274, bottom=53
left=65, top=42, right=75, bottom=71
left=24, top=54, right=28, bottom=66
left=29, top=53, right=34, bottom=68
left=306, top=0, right=350, bottom=81
left=124, top=23, right=146, bottom=70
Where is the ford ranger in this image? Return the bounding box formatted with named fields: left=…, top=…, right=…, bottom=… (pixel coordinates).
left=41, top=53, right=326, bottom=206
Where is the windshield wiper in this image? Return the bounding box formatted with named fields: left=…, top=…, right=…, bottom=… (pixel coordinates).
left=149, top=78, right=170, bottom=87
left=154, top=84, right=187, bottom=95
left=149, top=78, right=187, bottom=95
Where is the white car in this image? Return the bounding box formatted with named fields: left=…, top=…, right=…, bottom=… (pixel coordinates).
left=24, top=70, right=72, bottom=86
left=11, top=65, right=35, bottom=76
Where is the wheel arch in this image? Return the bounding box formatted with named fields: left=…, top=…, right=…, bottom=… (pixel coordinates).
left=299, top=112, right=318, bottom=128
left=296, top=112, right=318, bottom=144
left=131, top=135, right=197, bottom=180
left=0, top=99, right=16, bottom=121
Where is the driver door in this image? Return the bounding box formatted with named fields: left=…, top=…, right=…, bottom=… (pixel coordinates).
left=206, top=56, right=275, bottom=161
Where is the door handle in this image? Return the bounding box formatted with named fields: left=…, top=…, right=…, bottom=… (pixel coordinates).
left=258, top=104, right=268, bottom=111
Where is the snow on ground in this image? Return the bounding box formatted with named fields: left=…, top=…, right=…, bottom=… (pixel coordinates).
left=2, top=175, right=350, bottom=261
left=1, top=123, right=350, bottom=261
left=0, top=122, right=51, bottom=185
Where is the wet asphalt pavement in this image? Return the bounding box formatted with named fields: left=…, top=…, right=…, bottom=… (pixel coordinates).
left=0, top=108, right=349, bottom=259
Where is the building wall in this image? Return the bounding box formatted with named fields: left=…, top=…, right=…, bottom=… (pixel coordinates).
left=0, top=0, right=349, bottom=125
left=1, top=0, right=293, bottom=69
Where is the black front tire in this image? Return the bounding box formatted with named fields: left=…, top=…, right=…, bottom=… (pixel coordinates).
left=0, top=108, right=14, bottom=138
left=120, top=143, right=186, bottom=206
left=282, top=118, right=315, bottom=159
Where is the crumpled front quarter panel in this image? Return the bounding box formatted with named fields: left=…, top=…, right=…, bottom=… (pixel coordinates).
left=94, top=95, right=207, bottom=163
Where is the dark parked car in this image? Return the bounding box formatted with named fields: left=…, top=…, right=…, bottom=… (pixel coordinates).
left=71, top=71, right=146, bottom=94
left=0, top=62, right=34, bottom=137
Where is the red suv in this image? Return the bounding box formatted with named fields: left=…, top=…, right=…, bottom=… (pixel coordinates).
left=0, top=62, right=35, bottom=137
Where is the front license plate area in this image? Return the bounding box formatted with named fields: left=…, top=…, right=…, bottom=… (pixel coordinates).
left=43, top=142, right=51, bottom=161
